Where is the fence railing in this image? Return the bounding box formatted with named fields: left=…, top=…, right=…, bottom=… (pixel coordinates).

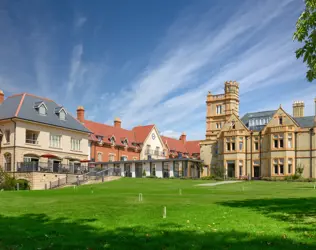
left=16, top=162, right=89, bottom=174
left=145, top=149, right=165, bottom=157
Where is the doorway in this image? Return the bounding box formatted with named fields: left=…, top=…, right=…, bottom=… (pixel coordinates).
left=254, top=166, right=260, bottom=178
left=135, top=163, right=143, bottom=178
left=227, top=162, right=235, bottom=178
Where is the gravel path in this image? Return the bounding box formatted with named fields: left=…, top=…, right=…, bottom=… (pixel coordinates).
left=196, top=181, right=243, bottom=186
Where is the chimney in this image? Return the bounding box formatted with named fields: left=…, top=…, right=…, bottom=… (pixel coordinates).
left=292, top=101, right=305, bottom=118
left=0, top=90, right=4, bottom=104
left=76, top=106, right=85, bottom=123
left=179, top=132, right=186, bottom=144
left=114, top=117, right=121, bottom=128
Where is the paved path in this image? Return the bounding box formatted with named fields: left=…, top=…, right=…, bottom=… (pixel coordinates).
left=196, top=181, right=243, bottom=186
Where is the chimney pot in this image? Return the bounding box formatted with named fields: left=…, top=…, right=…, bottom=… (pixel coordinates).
left=76, top=106, right=85, bottom=123
left=114, top=117, right=121, bottom=128
left=0, top=90, right=4, bottom=104
left=179, top=132, right=186, bottom=144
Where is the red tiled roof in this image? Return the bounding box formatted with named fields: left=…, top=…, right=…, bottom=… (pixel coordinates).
left=185, top=140, right=200, bottom=155
left=161, top=136, right=188, bottom=153
left=83, top=120, right=136, bottom=147
left=132, top=125, right=154, bottom=143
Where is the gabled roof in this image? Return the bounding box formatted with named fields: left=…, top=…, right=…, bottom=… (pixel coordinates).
left=241, top=110, right=276, bottom=123
left=185, top=140, right=200, bottom=155
left=83, top=120, right=136, bottom=147
left=294, top=116, right=315, bottom=128
left=0, top=93, right=90, bottom=133
left=161, top=136, right=188, bottom=153
left=132, top=125, right=154, bottom=143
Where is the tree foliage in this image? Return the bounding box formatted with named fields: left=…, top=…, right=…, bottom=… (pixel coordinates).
left=293, top=0, right=316, bottom=82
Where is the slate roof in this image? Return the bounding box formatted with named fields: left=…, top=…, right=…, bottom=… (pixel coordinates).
left=241, top=110, right=276, bottom=124
left=294, top=116, right=315, bottom=128
left=0, top=93, right=90, bottom=133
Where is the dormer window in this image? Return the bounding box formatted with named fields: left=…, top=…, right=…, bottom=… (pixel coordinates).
left=110, top=136, right=115, bottom=145
left=34, top=101, right=47, bottom=116
left=122, top=138, right=128, bottom=146
left=55, top=107, right=67, bottom=121
left=279, top=116, right=283, bottom=125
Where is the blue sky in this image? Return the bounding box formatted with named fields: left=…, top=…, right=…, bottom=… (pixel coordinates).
left=0, top=0, right=314, bottom=139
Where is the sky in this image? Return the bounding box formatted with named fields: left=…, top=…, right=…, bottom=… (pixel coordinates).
left=0, top=0, right=314, bottom=140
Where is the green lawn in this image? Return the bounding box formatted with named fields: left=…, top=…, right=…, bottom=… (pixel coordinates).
left=0, top=179, right=316, bottom=249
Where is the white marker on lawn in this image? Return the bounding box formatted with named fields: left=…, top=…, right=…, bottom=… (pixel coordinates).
left=163, top=206, right=167, bottom=219
left=139, top=193, right=143, bottom=202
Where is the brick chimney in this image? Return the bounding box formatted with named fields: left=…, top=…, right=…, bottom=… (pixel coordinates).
left=179, top=132, right=186, bottom=144
left=114, top=117, right=121, bottom=128
left=0, top=90, right=4, bottom=104
left=76, top=106, right=85, bottom=123
left=292, top=101, right=305, bottom=118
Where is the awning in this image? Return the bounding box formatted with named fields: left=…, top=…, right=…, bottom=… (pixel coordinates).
left=80, top=159, right=91, bottom=163
left=64, top=156, right=81, bottom=161
left=41, top=154, right=61, bottom=159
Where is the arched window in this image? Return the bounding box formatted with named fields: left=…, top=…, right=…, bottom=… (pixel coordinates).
left=4, top=152, right=12, bottom=171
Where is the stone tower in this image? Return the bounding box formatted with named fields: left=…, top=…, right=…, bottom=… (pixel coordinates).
left=206, top=81, right=239, bottom=141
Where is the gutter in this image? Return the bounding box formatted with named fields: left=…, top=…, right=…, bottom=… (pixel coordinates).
left=310, top=128, right=313, bottom=178
left=295, top=132, right=297, bottom=172
left=11, top=118, right=16, bottom=175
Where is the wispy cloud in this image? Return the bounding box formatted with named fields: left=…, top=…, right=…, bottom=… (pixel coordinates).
left=92, top=0, right=304, bottom=140
left=75, top=16, right=87, bottom=29
left=67, top=44, right=84, bottom=95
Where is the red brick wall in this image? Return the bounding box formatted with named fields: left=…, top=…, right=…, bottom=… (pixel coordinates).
left=91, top=142, right=140, bottom=161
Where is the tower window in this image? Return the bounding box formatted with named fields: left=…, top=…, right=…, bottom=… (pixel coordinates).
left=216, top=105, right=222, bottom=115
left=279, top=116, right=283, bottom=125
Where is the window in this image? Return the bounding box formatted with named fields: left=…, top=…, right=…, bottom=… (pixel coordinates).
left=288, top=133, right=293, bottom=148
left=155, top=146, right=160, bottom=156
left=239, top=160, right=243, bottom=176
left=216, top=123, right=221, bottom=129
left=97, top=152, right=102, bottom=161
left=39, top=105, right=47, bottom=115
left=121, top=156, right=128, bottom=161
left=71, top=138, right=81, bottom=151
left=279, top=116, right=283, bottom=125
left=133, top=157, right=137, bottom=160
left=50, top=134, right=61, bottom=148
left=59, top=110, right=66, bottom=120
left=26, top=130, right=39, bottom=144
left=254, top=137, right=259, bottom=151
left=239, top=137, right=243, bottom=150
left=226, top=138, right=231, bottom=151
left=273, top=158, right=284, bottom=175
left=4, top=130, right=10, bottom=143
left=216, top=105, right=222, bottom=115
left=288, top=158, right=293, bottom=174
left=109, top=154, right=114, bottom=162
left=232, top=121, right=235, bottom=129
left=226, top=137, right=236, bottom=151
left=110, top=136, right=115, bottom=145
left=273, top=134, right=284, bottom=149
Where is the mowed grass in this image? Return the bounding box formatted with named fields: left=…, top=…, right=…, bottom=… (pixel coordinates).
left=0, top=179, right=316, bottom=249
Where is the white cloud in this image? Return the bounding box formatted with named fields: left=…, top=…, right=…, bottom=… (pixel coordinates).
left=67, top=44, right=84, bottom=95
left=75, top=16, right=87, bottom=28
left=160, top=130, right=181, bottom=139
left=96, top=0, right=303, bottom=139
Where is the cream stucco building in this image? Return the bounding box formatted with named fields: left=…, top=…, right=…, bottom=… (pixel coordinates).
left=0, top=91, right=90, bottom=173
left=201, top=81, right=316, bottom=179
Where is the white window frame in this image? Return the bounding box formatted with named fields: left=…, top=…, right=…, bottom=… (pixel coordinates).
left=71, top=138, right=81, bottom=151
left=4, top=129, right=10, bottom=143
left=50, top=134, right=62, bottom=148
left=216, top=105, right=222, bottom=115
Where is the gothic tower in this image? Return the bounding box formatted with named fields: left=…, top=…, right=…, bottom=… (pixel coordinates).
left=206, top=81, right=239, bottom=141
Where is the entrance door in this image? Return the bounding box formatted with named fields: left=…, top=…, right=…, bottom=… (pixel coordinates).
left=163, top=162, right=169, bottom=178
left=254, top=166, right=260, bottom=178
left=124, top=164, right=132, bottom=177
left=53, top=160, right=60, bottom=173
left=227, top=163, right=235, bottom=178
left=135, top=163, right=142, bottom=178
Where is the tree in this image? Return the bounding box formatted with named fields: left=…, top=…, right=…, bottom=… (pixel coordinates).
left=293, top=0, right=316, bottom=82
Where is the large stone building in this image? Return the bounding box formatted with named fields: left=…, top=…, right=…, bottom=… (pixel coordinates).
left=200, top=81, right=316, bottom=179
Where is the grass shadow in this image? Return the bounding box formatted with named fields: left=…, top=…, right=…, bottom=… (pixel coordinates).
left=0, top=213, right=315, bottom=249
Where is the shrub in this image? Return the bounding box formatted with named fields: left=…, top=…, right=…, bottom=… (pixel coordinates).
left=146, top=175, right=157, bottom=179
left=142, top=169, right=146, bottom=177
left=15, top=179, right=30, bottom=190
left=201, top=175, right=215, bottom=180
left=0, top=169, right=16, bottom=190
